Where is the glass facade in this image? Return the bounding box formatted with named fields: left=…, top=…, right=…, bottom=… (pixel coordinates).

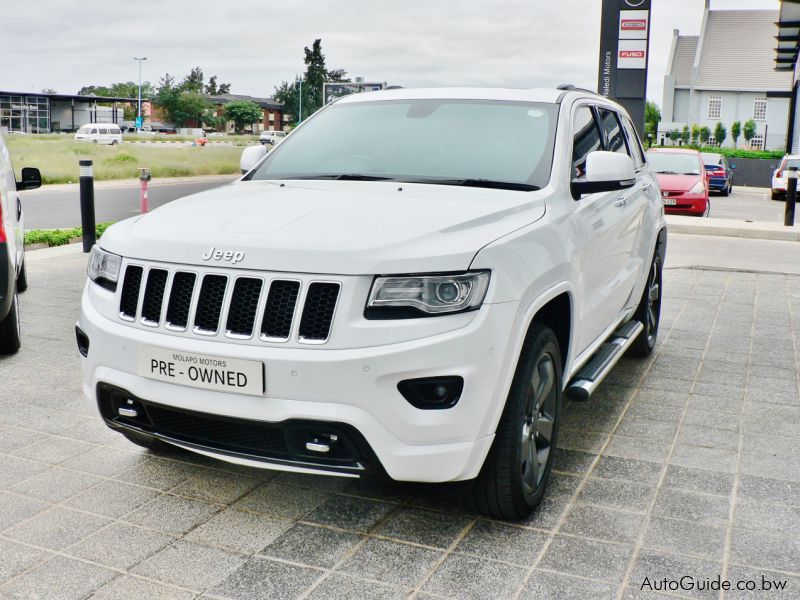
left=0, top=94, right=50, bottom=133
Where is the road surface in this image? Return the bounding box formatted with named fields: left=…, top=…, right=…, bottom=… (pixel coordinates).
left=20, top=177, right=237, bottom=229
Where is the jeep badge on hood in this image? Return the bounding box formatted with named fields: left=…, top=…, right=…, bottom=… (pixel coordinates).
left=202, top=247, right=245, bottom=264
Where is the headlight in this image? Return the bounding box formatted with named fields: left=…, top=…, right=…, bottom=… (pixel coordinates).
left=689, top=180, right=705, bottom=194
left=87, top=246, right=122, bottom=291
left=365, top=271, right=490, bottom=318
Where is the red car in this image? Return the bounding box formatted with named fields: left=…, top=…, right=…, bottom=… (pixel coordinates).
left=646, top=148, right=710, bottom=217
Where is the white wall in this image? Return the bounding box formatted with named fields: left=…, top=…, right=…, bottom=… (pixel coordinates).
left=669, top=89, right=789, bottom=150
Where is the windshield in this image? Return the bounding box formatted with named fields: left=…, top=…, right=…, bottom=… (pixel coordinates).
left=250, top=99, right=558, bottom=190
left=77, top=126, right=91, bottom=134
left=646, top=152, right=702, bottom=175
left=701, top=153, right=722, bottom=168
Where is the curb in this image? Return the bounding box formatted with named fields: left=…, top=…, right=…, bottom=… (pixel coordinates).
left=26, top=174, right=239, bottom=193
left=665, top=215, right=800, bottom=242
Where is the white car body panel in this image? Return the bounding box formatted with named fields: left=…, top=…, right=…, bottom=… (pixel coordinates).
left=79, top=87, right=666, bottom=482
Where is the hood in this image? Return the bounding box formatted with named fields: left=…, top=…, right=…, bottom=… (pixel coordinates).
left=101, top=179, right=547, bottom=275
left=655, top=173, right=702, bottom=192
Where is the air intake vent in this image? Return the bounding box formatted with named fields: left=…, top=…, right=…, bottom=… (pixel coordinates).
left=298, top=282, right=340, bottom=342
left=226, top=277, right=263, bottom=337
left=193, top=275, right=228, bottom=334
left=165, top=272, right=196, bottom=330
left=261, top=280, right=300, bottom=340
left=119, top=266, right=143, bottom=321
left=141, top=269, right=168, bottom=325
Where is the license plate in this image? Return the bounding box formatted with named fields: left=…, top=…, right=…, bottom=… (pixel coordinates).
left=137, top=346, right=264, bottom=396
left=663, top=198, right=676, bottom=206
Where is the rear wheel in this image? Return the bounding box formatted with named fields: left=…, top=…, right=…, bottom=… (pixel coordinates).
left=469, top=323, right=561, bottom=520
left=720, top=182, right=730, bottom=197
left=0, top=290, right=21, bottom=355
left=772, top=191, right=784, bottom=201
left=628, top=252, right=662, bottom=357
left=16, top=258, right=28, bottom=293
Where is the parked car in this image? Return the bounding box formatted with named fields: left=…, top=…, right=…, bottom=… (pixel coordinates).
left=771, top=155, right=800, bottom=200
left=646, top=148, right=709, bottom=217
left=700, top=152, right=733, bottom=196
left=74, top=124, right=123, bottom=145
left=0, top=130, right=41, bottom=353
left=259, top=130, right=287, bottom=146
left=77, top=87, right=666, bottom=520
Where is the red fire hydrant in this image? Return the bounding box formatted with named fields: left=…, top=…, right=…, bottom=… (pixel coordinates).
left=139, top=167, right=151, bottom=213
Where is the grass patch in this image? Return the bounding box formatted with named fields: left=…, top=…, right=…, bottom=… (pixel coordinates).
left=25, top=221, right=114, bottom=247
left=7, top=136, right=243, bottom=184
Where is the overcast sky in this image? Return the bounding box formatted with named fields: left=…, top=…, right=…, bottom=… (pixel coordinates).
left=0, top=0, right=779, bottom=107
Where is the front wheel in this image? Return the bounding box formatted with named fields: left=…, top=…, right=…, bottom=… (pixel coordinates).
left=469, top=323, right=562, bottom=520
left=628, top=252, right=662, bottom=357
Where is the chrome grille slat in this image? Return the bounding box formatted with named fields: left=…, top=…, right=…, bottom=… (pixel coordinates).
left=117, top=264, right=340, bottom=344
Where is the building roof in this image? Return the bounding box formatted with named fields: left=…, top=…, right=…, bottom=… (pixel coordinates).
left=670, top=9, right=792, bottom=92
left=0, top=90, right=140, bottom=103
left=206, top=93, right=283, bottom=110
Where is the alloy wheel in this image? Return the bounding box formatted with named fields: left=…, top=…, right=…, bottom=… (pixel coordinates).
left=520, top=353, right=557, bottom=498
left=644, top=260, right=660, bottom=345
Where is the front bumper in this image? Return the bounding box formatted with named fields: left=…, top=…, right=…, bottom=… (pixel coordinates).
left=78, top=284, right=518, bottom=482
left=662, top=192, right=708, bottom=216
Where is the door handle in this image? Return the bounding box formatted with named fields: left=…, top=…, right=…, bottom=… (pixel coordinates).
left=614, top=196, right=627, bottom=207
left=16, top=197, right=22, bottom=221
left=642, top=183, right=652, bottom=191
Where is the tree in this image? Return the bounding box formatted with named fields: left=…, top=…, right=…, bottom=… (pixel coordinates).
left=223, top=100, right=263, bottom=133
left=670, top=129, right=681, bottom=146
left=731, top=121, right=741, bottom=148
left=644, top=101, right=661, bottom=145
left=202, top=109, right=227, bottom=132
left=41, top=88, right=57, bottom=94
left=154, top=74, right=210, bottom=127
left=182, top=67, right=204, bottom=92
left=274, top=38, right=349, bottom=121
left=204, top=75, right=232, bottom=96
left=743, top=119, right=757, bottom=147
left=690, top=125, right=700, bottom=146
left=713, top=122, right=727, bottom=147
left=699, top=126, right=711, bottom=145
left=681, top=125, right=690, bottom=146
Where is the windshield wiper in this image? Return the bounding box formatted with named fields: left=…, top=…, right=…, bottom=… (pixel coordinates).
left=279, top=174, right=395, bottom=181
left=406, top=178, right=540, bottom=191
left=656, top=170, right=678, bottom=175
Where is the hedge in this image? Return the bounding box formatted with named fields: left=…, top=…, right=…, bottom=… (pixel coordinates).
left=25, top=222, right=113, bottom=247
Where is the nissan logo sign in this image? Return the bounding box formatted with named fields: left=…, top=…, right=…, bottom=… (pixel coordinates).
left=624, top=0, right=646, bottom=6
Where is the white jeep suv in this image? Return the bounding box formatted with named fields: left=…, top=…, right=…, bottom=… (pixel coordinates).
left=78, top=87, right=666, bottom=519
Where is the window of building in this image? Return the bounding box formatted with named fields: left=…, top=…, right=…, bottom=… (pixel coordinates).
left=571, top=106, right=602, bottom=180
left=707, top=96, right=722, bottom=120
left=749, top=135, right=764, bottom=150
left=753, top=98, right=767, bottom=121
left=269, top=113, right=275, bottom=122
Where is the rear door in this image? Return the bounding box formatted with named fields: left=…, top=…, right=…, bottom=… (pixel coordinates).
left=0, top=133, right=22, bottom=269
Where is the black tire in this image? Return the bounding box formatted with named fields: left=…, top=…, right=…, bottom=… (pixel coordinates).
left=16, top=258, right=28, bottom=293
left=720, top=182, right=730, bottom=197
left=120, top=429, right=168, bottom=452
left=0, top=290, right=21, bottom=355
left=772, top=191, right=784, bottom=201
left=628, top=252, right=662, bottom=357
left=469, top=323, right=562, bottom=520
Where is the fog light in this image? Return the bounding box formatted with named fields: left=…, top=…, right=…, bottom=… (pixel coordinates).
left=75, top=326, right=89, bottom=357
left=397, top=376, right=464, bottom=410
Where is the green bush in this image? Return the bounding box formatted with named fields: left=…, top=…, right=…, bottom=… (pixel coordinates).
left=25, top=221, right=114, bottom=247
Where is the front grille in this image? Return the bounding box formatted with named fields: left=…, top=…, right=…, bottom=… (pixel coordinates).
left=141, top=269, right=168, bottom=325
left=261, top=280, right=300, bottom=340
left=145, top=404, right=288, bottom=455
left=194, top=275, right=228, bottom=333
left=226, top=277, right=263, bottom=337
left=118, top=265, right=340, bottom=343
left=299, top=282, right=340, bottom=341
left=119, top=266, right=143, bottom=320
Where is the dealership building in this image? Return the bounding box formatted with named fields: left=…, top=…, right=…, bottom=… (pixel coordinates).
left=659, top=3, right=792, bottom=151
left=0, top=90, right=137, bottom=134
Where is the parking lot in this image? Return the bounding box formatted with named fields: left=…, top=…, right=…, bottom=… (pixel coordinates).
left=0, top=246, right=798, bottom=599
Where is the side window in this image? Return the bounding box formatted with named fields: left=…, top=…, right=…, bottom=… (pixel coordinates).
left=90, top=128, right=98, bottom=134
left=620, top=116, right=645, bottom=170
left=571, top=106, right=602, bottom=181
left=597, top=109, right=628, bottom=156
left=99, top=128, right=108, bottom=135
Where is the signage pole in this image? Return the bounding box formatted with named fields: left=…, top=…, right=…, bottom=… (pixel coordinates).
left=597, top=0, right=652, bottom=133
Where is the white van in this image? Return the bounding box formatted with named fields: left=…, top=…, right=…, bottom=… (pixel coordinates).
left=74, top=124, right=123, bottom=145
left=258, top=130, right=287, bottom=146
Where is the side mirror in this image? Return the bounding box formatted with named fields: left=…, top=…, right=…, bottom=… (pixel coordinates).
left=730, top=164, right=736, bottom=169
left=240, top=145, right=267, bottom=174
left=571, top=151, right=636, bottom=197
left=17, top=167, right=42, bottom=191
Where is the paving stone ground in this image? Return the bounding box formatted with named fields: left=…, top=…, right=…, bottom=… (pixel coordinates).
left=1, top=250, right=799, bottom=599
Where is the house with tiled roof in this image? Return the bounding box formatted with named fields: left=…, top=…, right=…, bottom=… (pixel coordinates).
left=659, top=2, right=792, bottom=150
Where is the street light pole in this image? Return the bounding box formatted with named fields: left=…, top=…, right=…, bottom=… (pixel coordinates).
left=134, top=57, right=147, bottom=132
left=296, top=77, right=303, bottom=124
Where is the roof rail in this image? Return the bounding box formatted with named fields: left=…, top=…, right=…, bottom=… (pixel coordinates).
left=556, top=83, right=599, bottom=95
left=384, top=85, right=403, bottom=90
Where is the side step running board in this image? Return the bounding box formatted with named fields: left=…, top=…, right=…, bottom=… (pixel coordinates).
left=565, top=320, right=644, bottom=402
